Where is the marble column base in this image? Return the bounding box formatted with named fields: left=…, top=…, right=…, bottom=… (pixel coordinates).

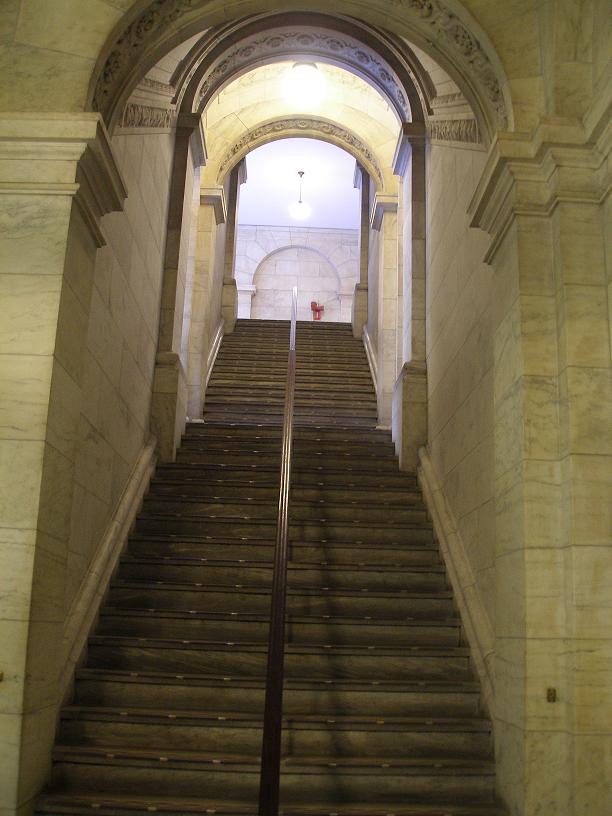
left=392, top=361, right=427, bottom=471
left=150, top=352, right=188, bottom=463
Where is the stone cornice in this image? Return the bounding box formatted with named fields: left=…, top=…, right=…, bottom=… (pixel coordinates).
left=216, top=117, right=384, bottom=189
left=469, top=117, right=611, bottom=263
left=393, top=122, right=426, bottom=175
left=0, top=113, right=126, bottom=247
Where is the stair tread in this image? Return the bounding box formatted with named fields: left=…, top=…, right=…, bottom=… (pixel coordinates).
left=53, top=743, right=495, bottom=770
left=89, top=635, right=469, bottom=656
left=119, top=556, right=443, bottom=574
left=76, top=668, right=480, bottom=692
left=62, top=705, right=491, bottom=731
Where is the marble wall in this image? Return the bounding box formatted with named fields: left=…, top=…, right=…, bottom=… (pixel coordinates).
left=235, top=225, right=359, bottom=322
left=425, top=143, right=496, bottom=639
left=66, top=128, right=174, bottom=612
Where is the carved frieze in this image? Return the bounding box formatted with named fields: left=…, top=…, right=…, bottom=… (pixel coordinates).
left=427, top=118, right=481, bottom=144
left=218, top=118, right=384, bottom=187
left=121, top=102, right=174, bottom=129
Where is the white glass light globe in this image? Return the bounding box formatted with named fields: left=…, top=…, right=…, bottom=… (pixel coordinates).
left=284, top=63, right=326, bottom=108
left=288, top=200, right=312, bottom=221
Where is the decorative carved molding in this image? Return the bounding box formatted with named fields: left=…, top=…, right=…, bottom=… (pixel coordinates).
left=218, top=118, right=384, bottom=188
left=92, top=1, right=507, bottom=131
left=397, top=0, right=506, bottom=125
left=140, top=76, right=174, bottom=97
left=121, top=102, right=174, bottom=128
left=432, top=91, right=466, bottom=108
left=427, top=117, right=481, bottom=144
left=196, top=28, right=410, bottom=120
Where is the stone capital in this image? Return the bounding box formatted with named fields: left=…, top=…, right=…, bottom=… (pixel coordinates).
left=176, top=112, right=207, bottom=166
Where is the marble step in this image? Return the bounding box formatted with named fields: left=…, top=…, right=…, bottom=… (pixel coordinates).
left=141, top=497, right=429, bottom=525
left=133, top=515, right=435, bottom=545
left=86, top=636, right=471, bottom=680
left=127, top=535, right=439, bottom=567
left=116, top=557, right=446, bottom=592
left=108, top=581, right=455, bottom=618
left=147, top=481, right=424, bottom=506
left=37, top=794, right=506, bottom=816
left=59, top=706, right=492, bottom=758
left=97, top=608, right=461, bottom=647
left=74, top=668, right=483, bottom=718
left=184, top=423, right=393, bottom=444
left=49, top=746, right=496, bottom=803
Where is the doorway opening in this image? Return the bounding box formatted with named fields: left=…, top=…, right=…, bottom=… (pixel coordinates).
left=235, top=137, right=360, bottom=322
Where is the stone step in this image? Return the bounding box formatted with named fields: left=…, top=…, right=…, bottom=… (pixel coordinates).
left=37, top=793, right=506, bottom=816
left=59, top=706, right=492, bottom=758
left=132, top=520, right=434, bottom=547
left=153, top=462, right=419, bottom=488
left=116, top=557, right=446, bottom=593
left=97, top=608, right=461, bottom=647
left=50, top=746, right=496, bottom=803
left=74, top=668, right=482, bottom=718
left=141, top=497, right=428, bottom=525
left=127, top=535, right=440, bottom=567
left=108, top=581, right=455, bottom=618
left=184, top=424, right=393, bottom=444
left=133, top=515, right=435, bottom=545
left=147, top=481, right=423, bottom=506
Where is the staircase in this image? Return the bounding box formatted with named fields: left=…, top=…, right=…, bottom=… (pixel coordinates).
left=37, top=319, right=504, bottom=815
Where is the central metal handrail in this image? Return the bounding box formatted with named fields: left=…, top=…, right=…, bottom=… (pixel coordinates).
left=258, top=287, right=298, bottom=815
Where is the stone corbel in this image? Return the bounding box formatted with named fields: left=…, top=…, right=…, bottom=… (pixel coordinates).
left=200, top=187, right=227, bottom=225
left=392, top=122, right=426, bottom=176
left=177, top=112, right=207, bottom=167
left=370, top=193, right=398, bottom=231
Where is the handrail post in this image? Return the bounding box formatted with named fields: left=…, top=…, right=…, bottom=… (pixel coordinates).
left=258, top=287, right=298, bottom=815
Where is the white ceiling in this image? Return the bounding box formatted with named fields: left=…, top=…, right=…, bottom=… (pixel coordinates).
left=238, top=138, right=360, bottom=230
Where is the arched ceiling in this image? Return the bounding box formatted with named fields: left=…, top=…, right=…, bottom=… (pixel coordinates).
left=92, top=2, right=511, bottom=139
left=198, top=61, right=398, bottom=191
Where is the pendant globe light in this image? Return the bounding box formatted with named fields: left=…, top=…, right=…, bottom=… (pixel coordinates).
left=288, top=170, right=311, bottom=221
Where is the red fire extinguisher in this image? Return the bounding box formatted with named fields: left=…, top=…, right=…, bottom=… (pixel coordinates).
left=311, top=301, right=325, bottom=321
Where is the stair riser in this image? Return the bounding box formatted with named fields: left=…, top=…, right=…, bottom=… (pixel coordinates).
left=52, top=763, right=495, bottom=803
left=186, top=427, right=393, bottom=444
left=116, top=563, right=446, bottom=592
left=108, top=588, right=455, bottom=618
left=141, top=500, right=428, bottom=526
left=127, top=539, right=440, bottom=567
left=74, top=681, right=482, bottom=718
left=97, top=616, right=461, bottom=647
left=133, top=518, right=434, bottom=545
left=147, top=484, right=424, bottom=506
left=87, top=646, right=471, bottom=681
left=60, top=719, right=492, bottom=758
left=154, top=469, right=417, bottom=489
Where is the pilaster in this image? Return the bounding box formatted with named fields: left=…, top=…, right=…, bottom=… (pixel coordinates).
left=469, top=115, right=611, bottom=816
left=151, top=112, right=205, bottom=462
left=0, top=113, right=125, bottom=815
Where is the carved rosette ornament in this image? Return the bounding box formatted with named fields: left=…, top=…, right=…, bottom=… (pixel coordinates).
left=195, top=29, right=410, bottom=121
left=93, top=0, right=507, bottom=130
left=218, top=118, right=384, bottom=187
left=397, top=0, right=506, bottom=124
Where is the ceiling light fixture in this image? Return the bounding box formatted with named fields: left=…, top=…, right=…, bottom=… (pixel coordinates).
left=284, top=62, right=326, bottom=108
left=288, top=170, right=311, bottom=221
